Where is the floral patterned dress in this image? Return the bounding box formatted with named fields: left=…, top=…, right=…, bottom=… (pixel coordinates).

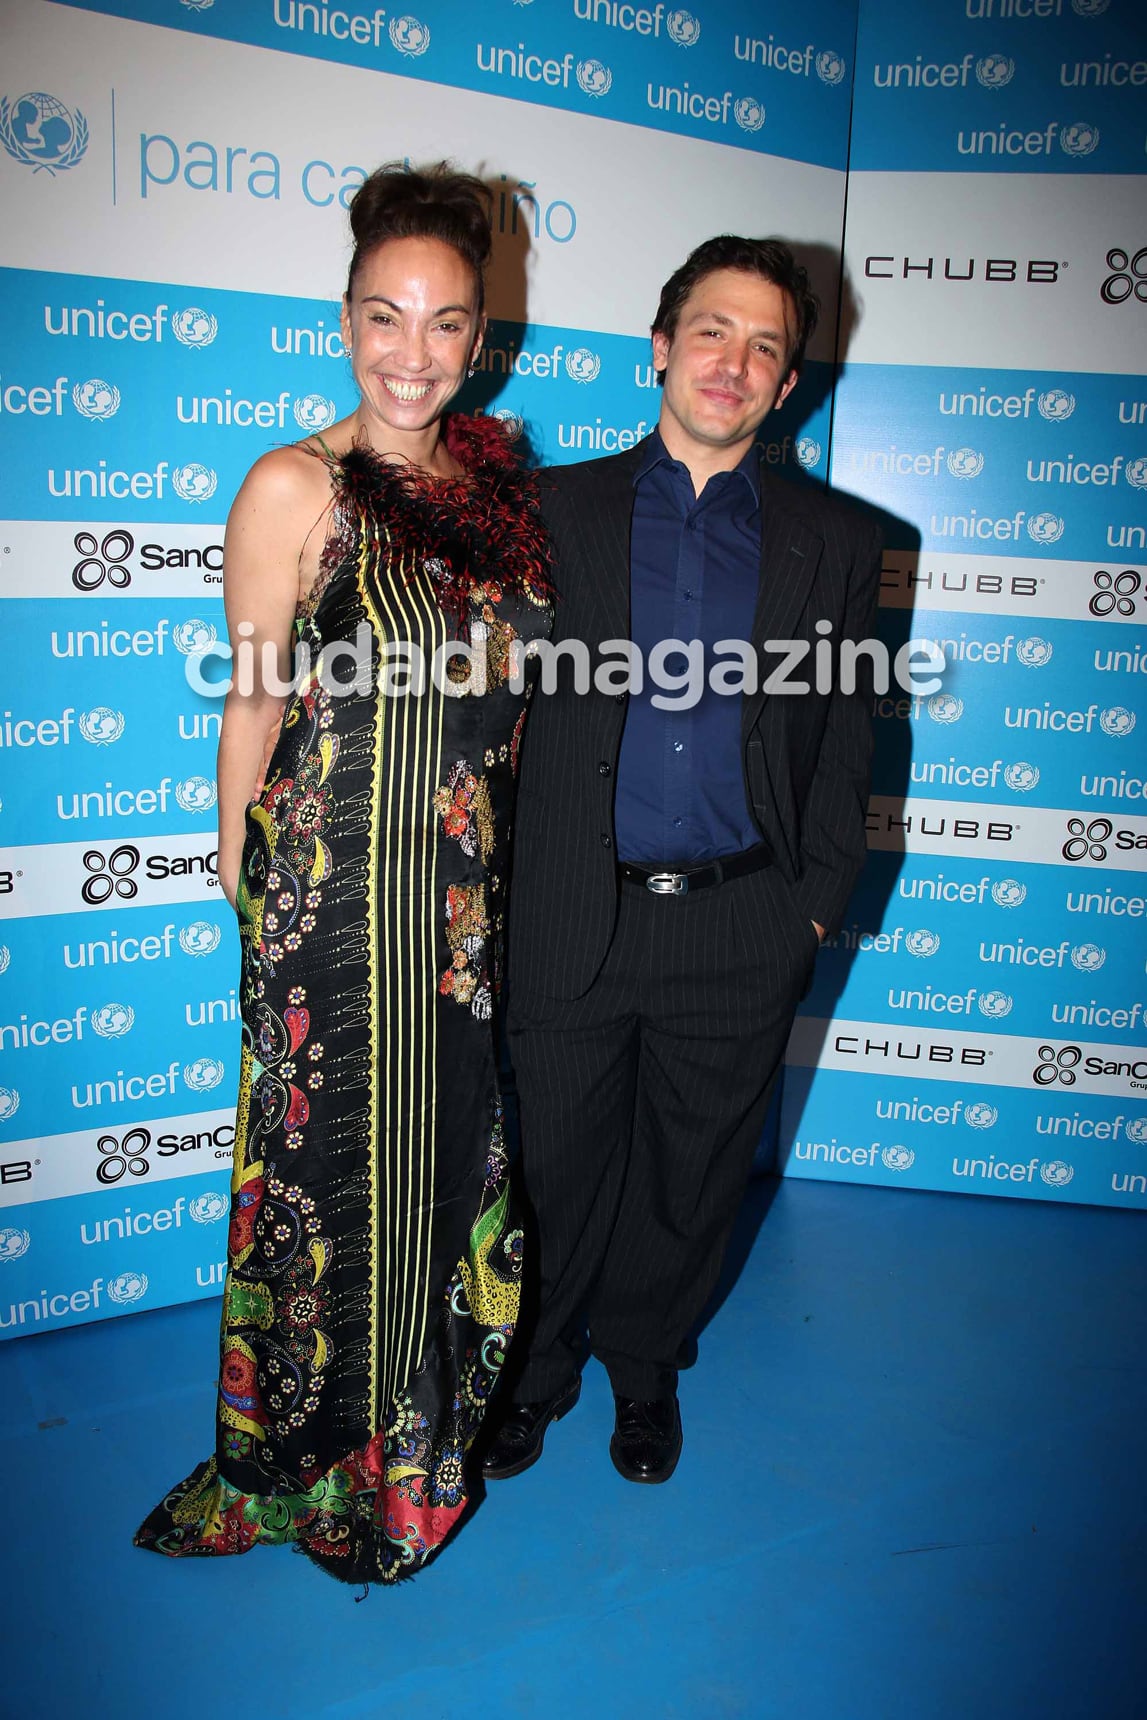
left=135, top=415, right=552, bottom=1584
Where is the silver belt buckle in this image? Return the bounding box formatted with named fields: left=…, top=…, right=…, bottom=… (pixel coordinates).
left=646, top=871, right=688, bottom=896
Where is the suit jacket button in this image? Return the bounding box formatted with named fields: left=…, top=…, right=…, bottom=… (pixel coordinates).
left=614, top=692, right=626, bottom=704
left=600, top=833, right=613, bottom=849
left=598, top=761, right=611, bottom=777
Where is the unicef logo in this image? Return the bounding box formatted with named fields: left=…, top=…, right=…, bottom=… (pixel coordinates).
left=1060, top=122, right=1099, bottom=158
left=182, top=0, right=216, bottom=9
left=991, top=878, right=1027, bottom=908
left=1027, top=512, right=1065, bottom=544
left=734, top=97, right=766, bottom=134
left=184, top=1057, right=225, bottom=1092
left=0, top=946, right=9, bottom=974
left=172, top=619, right=217, bottom=655
left=978, top=990, right=1013, bottom=1019
left=565, top=348, right=602, bottom=384
left=179, top=921, right=222, bottom=957
left=1125, top=458, right=1147, bottom=490
left=189, top=1190, right=228, bottom=1225
left=0, top=1226, right=30, bottom=1263
left=389, top=15, right=431, bottom=55
left=1016, top=636, right=1053, bottom=668
left=91, top=1002, right=134, bottom=1039
left=666, top=9, right=701, bottom=46
left=106, top=1269, right=149, bottom=1306
left=1040, top=1160, right=1074, bottom=1188
left=172, top=464, right=218, bottom=504
left=175, top=776, right=217, bottom=813
left=1100, top=706, right=1136, bottom=737
left=881, top=1145, right=915, bottom=1172
left=491, top=408, right=524, bottom=441
left=0, top=1087, right=20, bottom=1122
left=79, top=707, right=125, bottom=746
left=975, top=55, right=1014, bottom=90
left=816, top=51, right=847, bottom=87
left=1071, top=943, right=1105, bottom=973
left=1126, top=1118, right=1147, bottom=1144
left=1037, top=389, right=1075, bottom=422
left=795, top=437, right=822, bottom=470
left=1071, top=0, right=1110, bottom=15
left=905, top=929, right=941, bottom=959
left=0, top=92, right=88, bottom=175
left=927, top=693, right=963, bottom=724
left=965, top=1102, right=999, bottom=1130
left=1004, top=762, right=1039, bottom=793
left=172, top=307, right=218, bottom=348
left=72, top=379, right=121, bottom=421
left=577, top=59, right=613, bottom=97
left=293, top=394, right=337, bottom=432
left=947, top=447, right=984, bottom=479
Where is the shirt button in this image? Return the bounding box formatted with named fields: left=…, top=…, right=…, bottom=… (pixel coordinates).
left=598, top=761, right=612, bottom=776
left=673, top=817, right=683, bottom=829
left=600, top=833, right=613, bottom=849
left=673, top=742, right=684, bottom=754
left=683, top=590, right=693, bottom=602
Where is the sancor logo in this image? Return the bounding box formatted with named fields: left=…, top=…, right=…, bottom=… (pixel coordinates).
left=576, top=58, right=612, bottom=96
left=1034, top=1044, right=1081, bottom=1086
left=975, top=54, right=1014, bottom=89
left=1090, top=569, right=1141, bottom=617
left=172, top=463, right=217, bottom=503
left=733, top=96, right=765, bottom=133
left=72, top=379, right=121, bottom=421
left=1062, top=816, right=1112, bottom=862
left=72, top=528, right=133, bottom=592
left=1037, top=389, right=1075, bottom=421
left=96, top=1126, right=152, bottom=1184
left=1059, top=122, right=1099, bottom=158
left=389, top=15, right=431, bottom=55
left=79, top=707, right=126, bottom=745
left=816, top=50, right=847, bottom=87
left=81, top=843, right=141, bottom=904
left=0, top=92, right=88, bottom=175
left=172, top=307, right=218, bottom=348
left=666, top=9, right=701, bottom=47
left=1101, top=247, right=1147, bottom=307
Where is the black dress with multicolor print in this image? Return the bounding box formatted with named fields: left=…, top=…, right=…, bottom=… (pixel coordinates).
left=135, top=415, right=552, bottom=1584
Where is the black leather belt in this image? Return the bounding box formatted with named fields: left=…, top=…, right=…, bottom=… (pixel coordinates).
left=618, top=841, right=774, bottom=896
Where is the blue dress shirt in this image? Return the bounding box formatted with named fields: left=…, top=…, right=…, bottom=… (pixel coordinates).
left=614, top=432, right=764, bottom=865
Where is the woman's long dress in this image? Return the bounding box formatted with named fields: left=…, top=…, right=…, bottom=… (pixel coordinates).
left=135, top=414, right=552, bottom=1584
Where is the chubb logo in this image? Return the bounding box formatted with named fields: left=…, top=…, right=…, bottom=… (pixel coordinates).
left=1101, top=247, right=1147, bottom=307
left=90, top=1002, right=134, bottom=1039
left=577, top=59, right=612, bottom=97
left=1126, top=458, right=1147, bottom=490
left=991, top=878, right=1027, bottom=907
left=172, top=307, right=218, bottom=348
left=0, top=92, right=88, bottom=175
left=1060, top=121, right=1099, bottom=158
left=1027, top=511, right=1065, bottom=544
left=565, top=348, right=602, bottom=383
left=0, top=1226, right=31, bottom=1262
left=72, top=379, right=121, bottom=421
left=172, top=463, right=217, bottom=504
left=389, top=15, right=430, bottom=55
left=1003, top=761, right=1039, bottom=793
left=1037, top=389, right=1075, bottom=422
left=947, top=448, right=985, bottom=479
left=188, top=1190, right=228, bottom=1225
left=1040, top=1159, right=1074, bottom=1188
left=1034, top=1043, right=1081, bottom=1085
left=179, top=921, right=222, bottom=957
left=881, top=1145, right=915, bottom=1171
left=666, top=9, right=701, bottom=47
left=1091, top=570, right=1141, bottom=617
left=293, top=393, right=337, bottom=432
left=795, top=437, right=822, bottom=470
left=174, top=776, right=217, bottom=814
left=733, top=97, right=765, bottom=133
left=73, top=528, right=133, bottom=592
left=1063, top=816, right=1111, bottom=862
left=172, top=619, right=218, bottom=655
left=106, top=1269, right=148, bottom=1305
left=79, top=707, right=125, bottom=746
left=965, top=1102, right=999, bottom=1130
left=0, top=1087, right=21, bottom=1122
left=816, top=51, right=847, bottom=86
left=905, top=929, right=941, bottom=958
left=82, top=843, right=140, bottom=904
left=1100, top=706, right=1136, bottom=737
left=975, top=55, right=1014, bottom=89
left=1016, top=636, right=1053, bottom=667
left=184, top=1056, right=225, bottom=1092
left=1071, top=942, right=1106, bottom=972
left=978, top=989, right=1013, bottom=1019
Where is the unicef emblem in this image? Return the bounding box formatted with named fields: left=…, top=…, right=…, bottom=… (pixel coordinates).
left=1100, top=706, right=1136, bottom=737
left=181, top=0, right=216, bottom=10
left=1071, top=0, right=1110, bottom=17
left=927, top=693, right=963, bottom=724
left=172, top=307, right=218, bottom=348
left=978, top=990, right=1013, bottom=1019
left=965, top=1102, right=999, bottom=1131
left=0, top=92, right=88, bottom=175
left=172, top=464, right=218, bottom=504
left=576, top=59, right=613, bottom=97
left=172, top=618, right=217, bottom=656
left=91, top=1002, right=135, bottom=1039
left=1016, top=636, right=1053, bottom=668
left=1125, top=1118, right=1147, bottom=1144
left=1027, top=512, right=1065, bottom=544
left=1004, top=762, right=1039, bottom=793
left=734, top=97, right=765, bottom=134
left=905, top=929, right=941, bottom=958
left=991, top=878, right=1027, bottom=908
left=975, top=55, right=1014, bottom=90
left=1037, top=389, right=1075, bottom=422
left=795, top=437, right=822, bottom=470
left=0, top=1087, right=21, bottom=1121
left=184, top=1056, right=225, bottom=1092
left=816, top=51, right=847, bottom=87
left=1040, top=1160, right=1074, bottom=1188
left=179, top=921, right=223, bottom=957
left=0, top=1226, right=30, bottom=1262
left=565, top=348, right=602, bottom=383
left=0, top=946, right=9, bottom=974
left=72, top=379, right=121, bottom=421
left=1125, top=458, right=1147, bottom=490
left=1060, top=122, right=1099, bottom=158
left=293, top=393, right=337, bottom=432
left=79, top=707, right=126, bottom=746
left=947, top=447, right=984, bottom=479
left=881, top=1145, right=915, bottom=1172
left=389, top=15, right=431, bottom=55
left=1070, top=943, right=1105, bottom=972
left=106, top=1269, right=149, bottom=1306
left=189, top=1190, right=228, bottom=1225
left=175, top=776, right=217, bottom=813
left=491, top=408, right=524, bottom=441
left=666, top=9, right=701, bottom=46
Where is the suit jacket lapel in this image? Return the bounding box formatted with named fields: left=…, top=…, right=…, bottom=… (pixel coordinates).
left=574, top=442, right=643, bottom=641
left=742, top=470, right=823, bottom=737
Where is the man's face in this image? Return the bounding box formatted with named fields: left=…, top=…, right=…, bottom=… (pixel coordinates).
left=652, top=267, right=800, bottom=456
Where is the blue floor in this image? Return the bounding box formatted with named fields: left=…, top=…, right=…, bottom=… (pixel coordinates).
left=3, top=1176, right=1144, bottom=1720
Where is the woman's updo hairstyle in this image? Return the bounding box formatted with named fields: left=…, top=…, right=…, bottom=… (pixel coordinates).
left=346, top=162, right=493, bottom=314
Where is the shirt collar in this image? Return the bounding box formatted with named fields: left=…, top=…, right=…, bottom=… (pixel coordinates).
left=634, top=427, right=761, bottom=504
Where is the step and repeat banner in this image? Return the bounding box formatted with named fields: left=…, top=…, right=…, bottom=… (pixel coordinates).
left=779, top=0, right=1147, bottom=1208
left=0, top=0, right=857, bottom=1334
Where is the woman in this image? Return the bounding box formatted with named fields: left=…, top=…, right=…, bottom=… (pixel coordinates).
left=135, top=164, right=552, bottom=1584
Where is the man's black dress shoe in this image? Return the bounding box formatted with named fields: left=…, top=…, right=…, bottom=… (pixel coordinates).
left=609, top=1394, right=682, bottom=1484
left=481, top=1376, right=582, bottom=1480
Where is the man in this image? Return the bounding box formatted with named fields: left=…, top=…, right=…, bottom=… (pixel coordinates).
left=485, top=236, right=881, bottom=1485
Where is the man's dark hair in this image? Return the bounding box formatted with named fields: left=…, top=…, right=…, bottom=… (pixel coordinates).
left=651, top=236, right=820, bottom=375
